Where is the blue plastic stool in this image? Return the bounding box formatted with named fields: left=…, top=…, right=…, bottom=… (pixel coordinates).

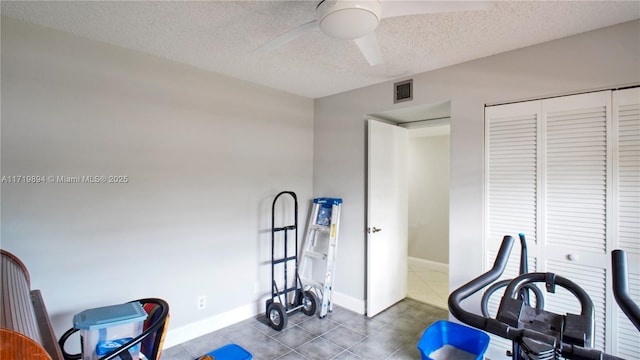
left=417, top=320, right=490, bottom=360
left=197, top=344, right=252, bottom=360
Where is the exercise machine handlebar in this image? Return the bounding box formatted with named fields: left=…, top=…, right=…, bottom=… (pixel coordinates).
left=612, top=250, right=640, bottom=331
left=448, top=235, right=515, bottom=335
left=503, top=273, right=594, bottom=318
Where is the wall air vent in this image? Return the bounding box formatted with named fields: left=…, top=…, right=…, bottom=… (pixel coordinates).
left=394, top=79, right=413, bottom=103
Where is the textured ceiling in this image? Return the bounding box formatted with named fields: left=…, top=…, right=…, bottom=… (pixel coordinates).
left=2, top=1, right=639, bottom=98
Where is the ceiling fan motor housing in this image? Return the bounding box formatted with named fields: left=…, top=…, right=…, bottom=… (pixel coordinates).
left=316, top=0, right=381, bottom=40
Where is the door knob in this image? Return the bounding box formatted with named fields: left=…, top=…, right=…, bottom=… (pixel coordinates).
left=370, top=227, right=382, bottom=233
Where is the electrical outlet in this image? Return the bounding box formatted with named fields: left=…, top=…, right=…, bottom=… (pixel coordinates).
left=197, top=295, right=206, bottom=310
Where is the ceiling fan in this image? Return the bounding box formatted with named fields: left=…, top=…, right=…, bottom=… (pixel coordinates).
left=259, top=0, right=494, bottom=66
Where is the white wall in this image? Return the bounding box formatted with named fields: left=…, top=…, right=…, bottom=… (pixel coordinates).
left=408, top=134, right=449, bottom=264
left=0, top=17, right=314, bottom=346
left=314, top=20, right=640, bottom=312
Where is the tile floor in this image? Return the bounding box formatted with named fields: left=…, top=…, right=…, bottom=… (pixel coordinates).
left=160, top=298, right=448, bottom=360
left=406, top=262, right=449, bottom=310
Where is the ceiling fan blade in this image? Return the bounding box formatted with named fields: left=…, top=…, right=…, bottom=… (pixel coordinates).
left=258, top=20, right=317, bottom=53
left=380, top=1, right=495, bottom=19
left=354, top=32, right=383, bottom=66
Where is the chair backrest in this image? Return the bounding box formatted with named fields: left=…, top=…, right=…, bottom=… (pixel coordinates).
left=139, top=298, right=170, bottom=360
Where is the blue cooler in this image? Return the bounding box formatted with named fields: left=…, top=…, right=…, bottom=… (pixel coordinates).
left=417, top=320, right=490, bottom=360
left=74, top=302, right=148, bottom=360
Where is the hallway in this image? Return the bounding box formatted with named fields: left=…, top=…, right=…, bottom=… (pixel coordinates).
left=407, top=261, right=449, bottom=310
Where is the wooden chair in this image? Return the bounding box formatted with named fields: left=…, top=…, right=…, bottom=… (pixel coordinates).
left=1, top=328, right=53, bottom=360
left=1, top=249, right=63, bottom=360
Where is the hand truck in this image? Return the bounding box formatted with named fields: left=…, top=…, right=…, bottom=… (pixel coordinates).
left=265, top=191, right=317, bottom=331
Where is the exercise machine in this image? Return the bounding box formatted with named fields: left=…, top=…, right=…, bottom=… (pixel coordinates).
left=449, top=235, right=639, bottom=360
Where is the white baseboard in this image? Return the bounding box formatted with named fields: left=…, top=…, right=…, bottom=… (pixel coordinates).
left=408, top=257, right=449, bottom=273
left=163, top=302, right=257, bottom=349
left=163, top=292, right=365, bottom=349
left=332, top=291, right=365, bottom=315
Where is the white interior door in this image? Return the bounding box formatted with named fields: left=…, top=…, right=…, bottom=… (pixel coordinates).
left=366, top=119, right=408, bottom=317
left=540, top=91, right=611, bottom=352
left=611, top=87, right=640, bottom=359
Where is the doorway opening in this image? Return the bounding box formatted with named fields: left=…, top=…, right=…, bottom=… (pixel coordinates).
left=367, top=101, right=451, bottom=310
left=406, top=122, right=450, bottom=309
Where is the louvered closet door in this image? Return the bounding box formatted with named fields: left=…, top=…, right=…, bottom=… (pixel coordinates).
left=486, top=101, right=539, bottom=248
left=541, top=91, right=611, bottom=352
left=486, top=89, right=639, bottom=357
left=485, top=101, right=540, bottom=359
left=612, top=87, right=640, bottom=358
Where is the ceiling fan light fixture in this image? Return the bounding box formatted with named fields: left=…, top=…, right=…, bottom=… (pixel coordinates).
left=316, top=0, right=381, bottom=40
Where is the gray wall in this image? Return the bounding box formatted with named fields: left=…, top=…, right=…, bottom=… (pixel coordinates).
left=408, top=134, right=449, bottom=264
left=1, top=17, right=313, bottom=344
left=314, top=20, right=640, bottom=309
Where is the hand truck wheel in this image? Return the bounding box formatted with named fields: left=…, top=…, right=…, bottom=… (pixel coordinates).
left=300, top=290, right=318, bottom=316
left=267, top=302, right=288, bottom=331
